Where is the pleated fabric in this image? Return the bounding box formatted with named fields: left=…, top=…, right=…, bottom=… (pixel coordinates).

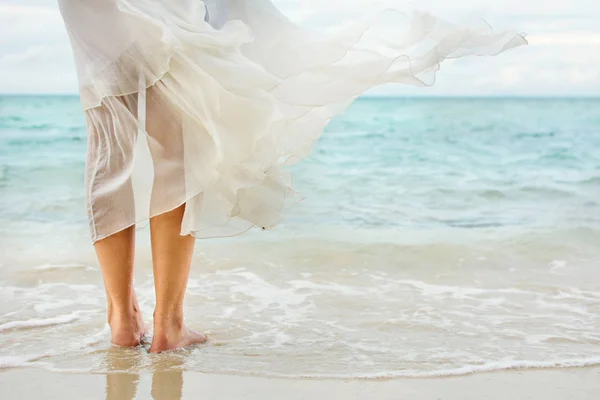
left=58, top=0, right=527, bottom=242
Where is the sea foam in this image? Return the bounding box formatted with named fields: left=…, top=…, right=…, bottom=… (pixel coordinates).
left=0, top=311, right=82, bottom=333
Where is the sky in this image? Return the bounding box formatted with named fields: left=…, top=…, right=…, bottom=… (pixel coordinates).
left=0, top=0, right=598, bottom=96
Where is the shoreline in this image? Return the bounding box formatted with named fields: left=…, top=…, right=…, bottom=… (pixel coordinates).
left=1, top=367, right=599, bottom=399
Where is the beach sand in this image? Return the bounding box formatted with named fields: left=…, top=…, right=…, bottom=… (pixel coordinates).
left=1, top=367, right=598, bottom=400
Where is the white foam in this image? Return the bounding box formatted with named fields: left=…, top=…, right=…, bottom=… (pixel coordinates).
left=0, top=311, right=82, bottom=332
left=0, top=354, right=50, bottom=369
left=221, top=307, right=236, bottom=318
left=0, top=356, right=34, bottom=369
left=549, top=260, right=567, bottom=269
left=34, top=299, right=76, bottom=314
left=259, top=356, right=600, bottom=379
left=34, top=263, right=94, bottom=271
left=534, top=298, right=590, bottom=316
left=553, top=287, right=600, bottom=300
left=524, top=334, right=579, bottom=345
left=288, top=280, right=367, bottom=296
left=272, top=331, right=293, bottom=347
left=394, top=279, right=532, bottom=297
left=83, top=324, right=111, bottom=346
left=227, top=271, right=312, bottom=313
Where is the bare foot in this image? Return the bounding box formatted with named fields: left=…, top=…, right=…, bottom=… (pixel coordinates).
left=149, top=314, right=207, bottom=353
left=109, top=307, right=146, bottom=347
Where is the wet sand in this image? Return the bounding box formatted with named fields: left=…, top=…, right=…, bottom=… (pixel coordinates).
left=1, top=367, right=598, bottom=400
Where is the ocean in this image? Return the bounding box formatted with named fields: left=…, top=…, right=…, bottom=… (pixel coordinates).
left=0, top=95, right=599, bottom=378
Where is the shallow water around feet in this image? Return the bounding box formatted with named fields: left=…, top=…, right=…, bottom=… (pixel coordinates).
left=1, top=96, right=600, bottom=378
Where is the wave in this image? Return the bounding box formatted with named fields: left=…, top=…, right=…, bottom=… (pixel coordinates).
left=6, top=136, right=84, bottom=147
left=0, top=311, right=82, bottom=333
left=33, top=263, right=94, bottom=272
left=0, top=123, right=54, bottom=131
left=15, top=356, right=600, bottom=379
left=514, top=131, right=556, bottom=139
left=0, top=354, right=52, bottom=369
left=253, top=357, right=600, bottom=379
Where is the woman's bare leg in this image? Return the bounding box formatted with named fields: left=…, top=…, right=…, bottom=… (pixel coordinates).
left=95, top=226, right=145, bottom=347
left=148, top=204, right=206, bottom=353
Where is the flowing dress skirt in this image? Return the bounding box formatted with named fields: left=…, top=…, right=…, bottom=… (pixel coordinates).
left=58, top=0, right=527, bottom=242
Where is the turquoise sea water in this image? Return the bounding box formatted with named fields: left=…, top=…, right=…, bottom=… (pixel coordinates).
left=2, top=96, right=599, bottom=234
left=1, top=96, right=600, bottom=377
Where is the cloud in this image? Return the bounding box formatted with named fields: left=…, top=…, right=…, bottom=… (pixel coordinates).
left=0, top=45, right=78, bottom=94
left=0, top=1, right=76, bottom=93
left=0, top=0, right=598, bottom=95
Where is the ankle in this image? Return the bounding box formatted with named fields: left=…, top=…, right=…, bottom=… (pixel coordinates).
left=153, top=308, right=184, bottom=333
left=108, top=305, right=139, bottom=323
left=108, top=307, right=144, bottom=347
left=108, top=301, right=143, bottom=333
left=154, top=306, right=183, bottom=321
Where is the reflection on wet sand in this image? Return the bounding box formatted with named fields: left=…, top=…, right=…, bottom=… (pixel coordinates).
left=106, top=372, right=141, bottom=400
left=104, top=347, right=142, bottom=400
left=104, top=347, right=185, bottom=400
left=151, top=367, right=184, bottom=400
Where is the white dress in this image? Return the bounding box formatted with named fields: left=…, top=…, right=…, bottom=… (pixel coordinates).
left=58, top=0, right=527, bottom=242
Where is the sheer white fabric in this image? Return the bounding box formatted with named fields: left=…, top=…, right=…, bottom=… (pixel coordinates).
left=58, top=0, right=527, bottom=242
